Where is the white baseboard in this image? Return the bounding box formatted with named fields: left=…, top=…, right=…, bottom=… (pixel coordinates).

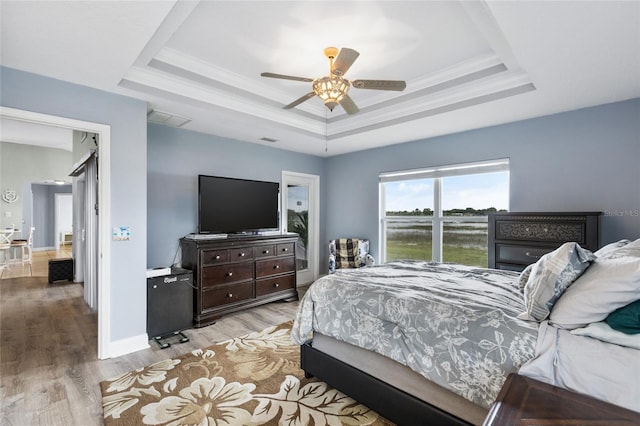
left=108, top=333, right=150, bottom=358
left=34, top=246, right=55, bottom=252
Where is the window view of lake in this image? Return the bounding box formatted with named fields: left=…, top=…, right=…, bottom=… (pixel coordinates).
left=382, top=169, right=509, bottom=268
left=385, top=218, right=489, bottom=267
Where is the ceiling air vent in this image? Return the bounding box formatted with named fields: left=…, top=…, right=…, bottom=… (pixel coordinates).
left=147, top=110, right=191, bottom=127
left=260, top=137, right=278, bottom=143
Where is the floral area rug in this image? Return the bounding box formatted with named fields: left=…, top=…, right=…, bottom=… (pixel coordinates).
left=100, top=321, right=394, bottom=425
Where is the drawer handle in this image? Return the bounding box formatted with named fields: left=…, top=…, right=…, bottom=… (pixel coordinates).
left=215, top=255, right=221, bottom=260
left=274, top=265, right=280, bottom=269
left=239, top=252, right=246, bottom=257
left=274, top=283, right=280, bottom=288
left=282, top=248, right=288, bottom=252
left=263, top=250, right=270, bottom=254
left=227, top=293, right=233, bottom=298
left=525, top=252, right=540, bottom=259
left=227, top=272, right=233, bottom=277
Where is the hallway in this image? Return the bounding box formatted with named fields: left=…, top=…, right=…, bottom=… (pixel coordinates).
left=1, top=245, right=73, bottom=280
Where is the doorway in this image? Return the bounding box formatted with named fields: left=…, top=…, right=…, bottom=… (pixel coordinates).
left=54, top=193, right=72, bottom=249
left=0, top=106, right=112, bottom=359
left=282, top=171, right=319, bottom=285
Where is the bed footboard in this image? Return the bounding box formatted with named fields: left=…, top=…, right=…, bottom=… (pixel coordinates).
left=300, top=342, right=472, bottom=426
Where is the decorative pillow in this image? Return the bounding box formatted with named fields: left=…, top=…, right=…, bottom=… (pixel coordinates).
left=517, top=263, right=534, bottom=292
left=605, top=299, right=640, bottom=334
left=549, top=254, right=640, bottom=329
left=518, top=242, right=596, bottom=322
left=334, top=238, right=359, bottom=270
left=570, top=321, right=640, bottom=350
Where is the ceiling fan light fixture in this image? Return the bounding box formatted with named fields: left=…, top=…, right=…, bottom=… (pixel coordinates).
left=313, top=75, right=350, bottom=111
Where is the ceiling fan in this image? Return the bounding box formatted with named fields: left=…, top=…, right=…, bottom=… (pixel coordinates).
left=261, top=47, right=406, bottom=115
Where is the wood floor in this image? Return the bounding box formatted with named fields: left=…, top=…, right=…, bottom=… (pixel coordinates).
left=0, top=247, right=305, bottom=425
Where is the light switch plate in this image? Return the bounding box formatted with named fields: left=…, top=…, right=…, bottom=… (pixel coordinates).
left=113, top=226, right=131, bottom=241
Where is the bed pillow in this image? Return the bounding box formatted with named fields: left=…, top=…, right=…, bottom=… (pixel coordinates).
left=605, top=299, right=640, bottom=334
left=549, top=254, right=640, bottom=329
left=594, top=239, right=631, bottom=259
left=518, top=242, right=596, bottom=322
left=595, top=238, right=640, bottom=260
left=570, top=321, right=640, bottom=350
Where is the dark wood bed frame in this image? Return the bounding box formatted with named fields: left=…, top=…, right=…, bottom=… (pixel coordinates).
left=301, top=342, right=472, bottom=426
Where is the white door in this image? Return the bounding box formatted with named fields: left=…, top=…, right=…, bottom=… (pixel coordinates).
left=282, top=171, right=319, bottom=285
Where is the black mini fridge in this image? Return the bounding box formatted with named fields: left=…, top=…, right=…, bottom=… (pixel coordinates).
left=147, top=267, right=193, bottom=348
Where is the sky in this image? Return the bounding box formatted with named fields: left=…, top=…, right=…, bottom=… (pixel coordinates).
left=384, top=172, right=509, bottom=212
left=286, top=185, right=309, bottom=212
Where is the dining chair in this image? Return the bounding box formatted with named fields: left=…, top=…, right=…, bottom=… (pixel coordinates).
left=10, top=226, right=34, bottom=268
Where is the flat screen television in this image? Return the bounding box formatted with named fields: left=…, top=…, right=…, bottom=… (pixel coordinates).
left=198, top=175, right=280, bottom=234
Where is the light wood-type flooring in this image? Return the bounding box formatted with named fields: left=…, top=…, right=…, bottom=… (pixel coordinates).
left=0, top=246, right=305, bottom=425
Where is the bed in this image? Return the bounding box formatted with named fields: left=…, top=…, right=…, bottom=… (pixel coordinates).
left=291, top=238, right=640, bottom=425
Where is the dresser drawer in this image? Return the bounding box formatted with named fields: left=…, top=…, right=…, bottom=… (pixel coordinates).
left=201, top=263, right=253, bottom=288
left=496, top=244, right=554, bottom=266
left=495, top=263, right=527, bottom=272
left=202, top=282, right=254, bottom=309
left=201, top=249, right=229, bottom=265
left=256, top=274, right=295, bottom=297
left=229, top=247, right=253, bottom=261
left=255, top=245, right=276, bottom=259
left=256, top=257, right=295, bottom=278
left=495, top=220, right=586, bottom=244
left=276, top=242, right=295, bottom=256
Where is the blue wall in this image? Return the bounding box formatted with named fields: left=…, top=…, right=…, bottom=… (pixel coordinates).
left=146, top=123, right=325, bottom=268
left=30, top=183, right=72, bottom=249
left=1, top=66, right=148, bottom=344
left=325, top=99, right=640, bottom=261
left=4, top=62, right=638, bottom=355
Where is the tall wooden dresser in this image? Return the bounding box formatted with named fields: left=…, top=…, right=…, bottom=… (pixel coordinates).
left=488, top=212, right=601, bottom=271
left=181, top=233, right=298, bottom=327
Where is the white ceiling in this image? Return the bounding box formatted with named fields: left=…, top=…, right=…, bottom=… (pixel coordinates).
left=1, top=1, right=638, bottom=157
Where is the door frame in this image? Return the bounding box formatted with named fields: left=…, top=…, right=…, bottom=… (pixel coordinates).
left=0, top=106, right=112, bottom=359
left=282, top=171, right=319, bottom=285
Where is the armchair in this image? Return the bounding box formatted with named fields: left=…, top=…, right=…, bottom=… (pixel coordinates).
left=328, top=238, right=375, bottom=273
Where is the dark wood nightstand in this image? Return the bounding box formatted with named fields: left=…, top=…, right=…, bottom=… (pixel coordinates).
left=483, top=374, right=640, bottom=425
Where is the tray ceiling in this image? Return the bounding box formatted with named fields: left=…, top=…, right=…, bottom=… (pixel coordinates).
left=1, top=1, right=638, bottom=156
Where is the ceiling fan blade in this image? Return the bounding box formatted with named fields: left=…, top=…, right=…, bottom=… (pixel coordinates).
left=339, top=94, right=360, bottom=115
left=332, top=48, right=359, bottom=76
left=283, top=92, right=316, bottom=109
left=261, top=72, right=314, bottom=83
left=352, top=79, right=406, bottom=91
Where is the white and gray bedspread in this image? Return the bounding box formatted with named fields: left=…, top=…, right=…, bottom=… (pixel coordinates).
left=291, top=261, right=538, bottom=408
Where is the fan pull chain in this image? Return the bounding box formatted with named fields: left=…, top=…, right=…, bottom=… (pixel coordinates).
left=325, top=110, right=328, bottom=153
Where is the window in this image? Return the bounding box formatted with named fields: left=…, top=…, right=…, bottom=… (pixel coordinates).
left=380, top=159, right=509, bottom=267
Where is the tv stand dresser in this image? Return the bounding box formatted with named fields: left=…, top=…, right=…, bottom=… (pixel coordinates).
left=180, top=233, right=298, bottom=327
